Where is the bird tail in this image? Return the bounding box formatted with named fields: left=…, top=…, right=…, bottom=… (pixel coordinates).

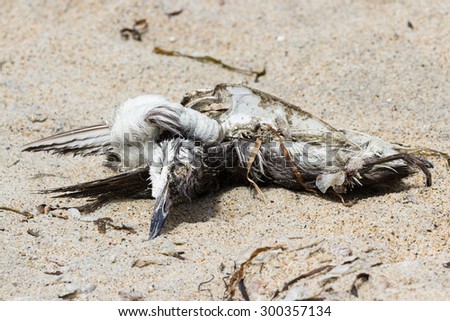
left=42, top=167, right=152, bottom=213
left=22, top=124, right=111, bottom=156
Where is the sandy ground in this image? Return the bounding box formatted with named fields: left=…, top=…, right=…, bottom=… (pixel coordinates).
left=1, top=0, right=449, bottom=300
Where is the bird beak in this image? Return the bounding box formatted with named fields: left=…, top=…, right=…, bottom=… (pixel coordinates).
left=149, top=181, right=171, bottom=239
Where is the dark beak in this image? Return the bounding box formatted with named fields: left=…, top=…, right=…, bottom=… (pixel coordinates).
left=149, top=182, right=172, bottom=239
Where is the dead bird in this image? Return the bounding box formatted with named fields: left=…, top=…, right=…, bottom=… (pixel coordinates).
left=23, top=84, right=443, bottom=238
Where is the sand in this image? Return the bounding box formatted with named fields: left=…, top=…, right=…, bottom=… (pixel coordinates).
left=0, top=0, right=449, bottom=300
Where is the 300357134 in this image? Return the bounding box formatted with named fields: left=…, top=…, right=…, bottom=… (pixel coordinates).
left=259, top=305, right=331, bottom=317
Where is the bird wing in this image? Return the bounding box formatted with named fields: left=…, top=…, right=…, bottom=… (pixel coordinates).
left=22, top=123, right=111, bottom=156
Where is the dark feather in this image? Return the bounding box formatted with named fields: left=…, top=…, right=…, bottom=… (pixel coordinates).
left=43, top=167, right=152, bottom=200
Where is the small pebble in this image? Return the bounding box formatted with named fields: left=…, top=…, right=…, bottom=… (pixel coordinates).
left=331, top=245, right=352, bottom=257
left=118, top=290, right=144, bottom=301
left=403, top=194, right=417, bottom=204
left=65, top=283, right=80, bottom=293
left=67, top=208, right=81, bottom=219
left=81, top=284, right=96, bottom=293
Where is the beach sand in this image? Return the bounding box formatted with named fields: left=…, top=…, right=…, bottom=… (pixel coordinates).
left=0, top=0, right=449, bottom=300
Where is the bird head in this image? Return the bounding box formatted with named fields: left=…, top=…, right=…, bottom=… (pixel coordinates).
left=148, top=138, right=202, bottom=239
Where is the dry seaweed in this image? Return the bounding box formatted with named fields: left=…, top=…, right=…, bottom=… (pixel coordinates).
left=393, top=145, right=450, bottom=167
left=225, top=244, right=285, bottom=300
left=47, top=259, right=64, bottom=267
left=44, top=270, right=63, bottom=276
left=7, top=160, right=19, bottom=168
left=159, top=241, right=186, bottom=260
left=238, top=278, right=250, bottom=301
left=0, top=206, right=34, bottom=219
left=107, top=221, right=135, bottom=234
left=350, top=273, right=370, bottom=297
left=198, top=275, right=214, bottom=300
left=161, top=251, right=185, bottom=260
left=153, top=47, right=266, bottom=82
left=271, top=264, right=334, bottom=300
left=93, top=217, right=136, bottom=234
left=292, top=239, right=325, bottom=251
left=120, top=19, right=148, bottom=41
